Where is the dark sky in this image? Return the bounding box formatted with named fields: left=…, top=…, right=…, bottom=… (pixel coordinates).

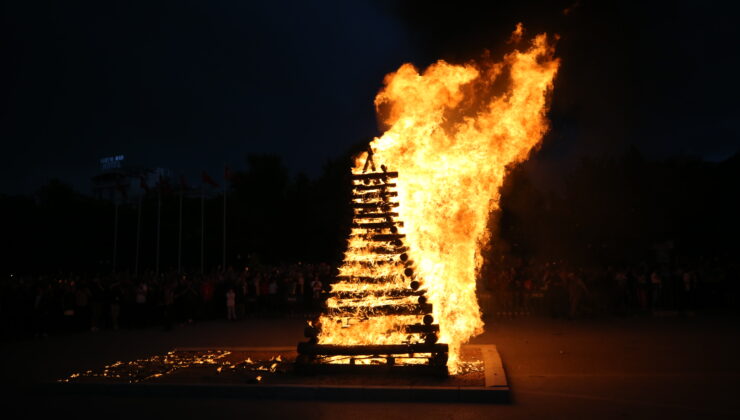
left=2, top=0, right=739, bottom=194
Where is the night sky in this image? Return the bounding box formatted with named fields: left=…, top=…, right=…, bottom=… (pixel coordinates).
left=2, top=0, right=739, bottom=194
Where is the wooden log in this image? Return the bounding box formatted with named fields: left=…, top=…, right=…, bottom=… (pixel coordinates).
left=351, top=172, right=399, bottom=181
left=353, top=183, right=397, bottom=191
left=352, top=221, right=404, bottom=229
left=352, top=212, right=398, bottom=219
left=342, top=248, right=407, bottom=259
left=327, top=303, right=433, bottom=316
left=366, top=246, right=407, bottom=254
left=352, top=191, right=398, bottom=199
left=430, top=352, right=448, bottom=366
left=332, top=275, right=391, bottom=283
left=351, top=202, right=399, bottom=209
left=344, top=260, right=404, bottom=268
left=302, top=324, right=439, bottom=336
left=405, top=324, right=440, bottom=334
left=293, top=362, right=449, bottom=377
left=353, top=233, right=405, bottom=242
left=297, top=342, right=448, bottom=356
left=326, top=289, right=427, bottom=299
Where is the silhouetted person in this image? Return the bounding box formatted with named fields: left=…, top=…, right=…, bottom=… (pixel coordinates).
left=107, top=281, right=122, bottom=330
left=226, top=288, right=236, bottom=321
left=89, top=278, right=104, bottom=332
left=567, top=272, right=589, bottom=319
left=32, top=285, right=51, bottom=337
left=74, top=281, right=91, bottom=331
left=135, top=281, right=148, bottom=327
left=650, top=270, right=662, bottom=310
left=163, top=282, right=175, bottom=330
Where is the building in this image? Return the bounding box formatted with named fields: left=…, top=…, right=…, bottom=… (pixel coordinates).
left=91, top=154, right=171, bottom=202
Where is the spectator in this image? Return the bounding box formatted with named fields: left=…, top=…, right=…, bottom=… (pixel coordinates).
left=650, top=270, right=662, bottom=310
left=74, top=280, right=91, bottom=331
left=268, top=276, right=278, bottom=313
left=135, top=281, right=148, bottom=327
left=311, top=275, right=323, bottom=311
left=226, top=288, right=236, bottom=321
left=107, top=280, right=122, bottom=330
left=567, top=272, right=589, bottom=319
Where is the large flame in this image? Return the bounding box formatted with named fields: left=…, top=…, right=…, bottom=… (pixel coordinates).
left=320, top=26, right=559, bottom=373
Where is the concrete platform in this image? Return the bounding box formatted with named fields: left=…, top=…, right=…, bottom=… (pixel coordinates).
left=38, top=344, right=509, bottom=403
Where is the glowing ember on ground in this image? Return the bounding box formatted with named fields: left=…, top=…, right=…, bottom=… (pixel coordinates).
left=60, top=350, right=232, bottom=383
left=60, top=351, right=289, bottom=383
left=319, top=24, right=559, bottom=373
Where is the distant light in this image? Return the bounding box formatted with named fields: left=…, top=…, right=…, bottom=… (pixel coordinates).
left=100, top=155, right=126, bottom=170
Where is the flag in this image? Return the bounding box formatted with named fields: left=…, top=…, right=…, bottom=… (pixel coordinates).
left=157, top=174, right=172, bottom=194
left=179, top=175, right=189, bottom=191
left=202, top=171, right=219, bottom=187
left=115, top=182, right=128, bottom=199
left=140, top=176, right=150, bottom=193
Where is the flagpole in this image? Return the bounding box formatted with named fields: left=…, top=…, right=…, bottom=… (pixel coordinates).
left=156, top=187, right=161, bottom=275
left=113, top=194, right=119, bottom=273
left=177, top=184, right=183, bottom=273
left=200, top=183, right=205, bottom=274
left=135, top=193, right=142, bottom=276
left=222, top=169, right=226, bottom=271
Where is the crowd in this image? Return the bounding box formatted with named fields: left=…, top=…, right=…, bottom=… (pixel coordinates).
left=0, top=263, right=334, bottom=340
left=486, top=259, right=740, bottom=319
left=3, top=257, right=738, bottom=340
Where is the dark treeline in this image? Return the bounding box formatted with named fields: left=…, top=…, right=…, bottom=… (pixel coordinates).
left=1, top=148, right=366, bottom=276
left=487, top=147, right=740, bottom=268
left=478, top=148, right=740, bottom=318
left=2, top=146, right=739, bottom=277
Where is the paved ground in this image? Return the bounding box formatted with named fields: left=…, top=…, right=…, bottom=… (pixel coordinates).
left=4, top=315, right=740, bottom=419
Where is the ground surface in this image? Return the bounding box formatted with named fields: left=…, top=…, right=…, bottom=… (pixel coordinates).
left=4, top=315, right=740, bottom=419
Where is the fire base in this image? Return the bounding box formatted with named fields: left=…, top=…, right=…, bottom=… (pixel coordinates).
left=46, top=345, right=509, bottom=403
left=295, top=342, right=450, bottom=377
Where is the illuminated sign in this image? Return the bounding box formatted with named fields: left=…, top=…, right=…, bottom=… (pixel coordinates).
left=100, top=155, right=125, bottom=170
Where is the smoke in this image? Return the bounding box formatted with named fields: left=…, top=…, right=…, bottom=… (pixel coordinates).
left=381, top=0, right=740, bottom=190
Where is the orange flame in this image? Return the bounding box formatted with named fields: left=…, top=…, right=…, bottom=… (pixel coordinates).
left=320, top=25, right=559, bottom=373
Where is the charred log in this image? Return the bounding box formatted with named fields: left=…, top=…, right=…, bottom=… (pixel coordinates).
left=353, top=183, right=397, bottom=191
left=352, top=221, right=404, bottom=229
left=332, top=275, right=399, bottom=283
left=297, top=342, right=448, bottom=356
left=326, top=289, right=427, bottom=299
left=365, top=246, right=407, bottom=254
left=352, top=191, right=398, bottom=199
left=405, top=323, right=440, bottom=334
left=351, top=233, right=405, bottom=242
left=343, top=260, right=405, bottom=268
left=351, top=202, right=399, bottom=209
left=352, top=212, right=399, bottom=220
left=351, top=172, right=399, bottom=181
left=327, top=303, right=433, bottom=316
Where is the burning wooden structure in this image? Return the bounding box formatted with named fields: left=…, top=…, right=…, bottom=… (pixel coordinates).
left=296, top=150, right=448, bottom=374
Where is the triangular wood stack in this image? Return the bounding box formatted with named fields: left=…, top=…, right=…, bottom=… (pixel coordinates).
left=296, top=149, right=448, bottom=374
